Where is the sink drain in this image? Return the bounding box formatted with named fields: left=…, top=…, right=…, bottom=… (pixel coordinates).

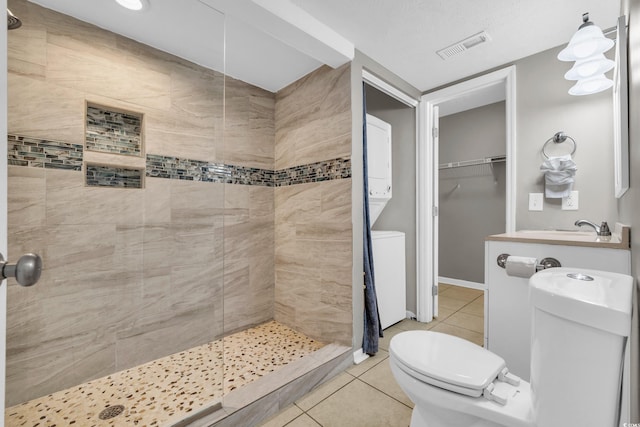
left=567, top=273, right=594, bottom=281
left=98, top=405, right=125, bottom=420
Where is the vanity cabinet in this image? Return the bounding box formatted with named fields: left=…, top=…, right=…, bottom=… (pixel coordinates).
left=485, top=233, right=630, bottom=380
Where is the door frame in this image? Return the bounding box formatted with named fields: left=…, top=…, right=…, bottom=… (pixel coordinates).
left=362, top=68, right=420, bottom=322
left=416, top=65, right=517, bottom=322
left=2, top=0, right=9, bottom=416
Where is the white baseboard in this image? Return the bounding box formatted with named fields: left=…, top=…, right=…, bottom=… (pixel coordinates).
left=353, top=348, right=370, bottom=365
left=438, top=276, right=486, bottom=291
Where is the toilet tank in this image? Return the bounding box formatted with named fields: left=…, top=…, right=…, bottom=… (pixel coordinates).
left=529, top=268, right=633, bottom=427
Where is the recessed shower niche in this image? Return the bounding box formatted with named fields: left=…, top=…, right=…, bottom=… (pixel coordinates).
left=85, top=102, right=144, bottom=157
left=85, top=163, right=144, bottom=188
left=84, top=102, right=145, bottom=188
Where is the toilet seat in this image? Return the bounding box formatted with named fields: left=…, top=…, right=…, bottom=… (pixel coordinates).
left=390, top=331, right=520, bottom=404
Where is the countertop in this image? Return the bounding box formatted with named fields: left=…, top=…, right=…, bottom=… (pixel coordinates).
left=486, top=223, right=630, bottom=249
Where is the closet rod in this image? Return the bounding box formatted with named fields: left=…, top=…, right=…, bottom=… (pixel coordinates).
left=438, top=155, right=506, bottom=170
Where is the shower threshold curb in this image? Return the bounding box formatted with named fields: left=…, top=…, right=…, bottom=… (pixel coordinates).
left=171, top=343, right=352, bottom=427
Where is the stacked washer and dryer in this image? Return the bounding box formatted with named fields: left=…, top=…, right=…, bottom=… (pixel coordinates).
left=366, top=114, right=406, bottom=330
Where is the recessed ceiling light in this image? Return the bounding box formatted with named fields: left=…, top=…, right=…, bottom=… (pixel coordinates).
left=115, top=0, right=149, bottom=11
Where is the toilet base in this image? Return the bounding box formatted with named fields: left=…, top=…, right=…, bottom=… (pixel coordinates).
left=410, top=402, right=504, bottom=427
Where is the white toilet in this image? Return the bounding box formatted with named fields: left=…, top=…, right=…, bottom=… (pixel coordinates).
left=390, top=268, right=633, bottom=427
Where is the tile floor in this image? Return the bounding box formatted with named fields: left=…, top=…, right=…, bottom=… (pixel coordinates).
left=259, top=284, right=485, bottom=427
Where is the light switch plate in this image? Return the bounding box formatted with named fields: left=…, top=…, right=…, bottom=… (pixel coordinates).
left=562, top=191, right=579, bottom=210
left=529, top=193, right=543, bottom=211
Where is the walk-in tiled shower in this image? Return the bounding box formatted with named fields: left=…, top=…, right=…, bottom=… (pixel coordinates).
left=6, top=0, right=353, bottom=424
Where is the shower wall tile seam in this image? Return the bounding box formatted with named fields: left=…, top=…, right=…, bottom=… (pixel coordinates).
left=7, top=134, right=351, bottom=187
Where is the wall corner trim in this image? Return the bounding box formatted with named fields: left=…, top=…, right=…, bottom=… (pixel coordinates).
left=352, top=348, right=370, bottom=365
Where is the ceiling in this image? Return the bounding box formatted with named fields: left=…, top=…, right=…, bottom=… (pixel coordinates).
left=26, top=0, right=620, bottom=93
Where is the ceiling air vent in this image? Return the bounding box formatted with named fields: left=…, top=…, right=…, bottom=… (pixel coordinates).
left=437, top=31, right=492, bottom=60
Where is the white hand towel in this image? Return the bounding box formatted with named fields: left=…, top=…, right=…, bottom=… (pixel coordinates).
left=540, top=154, right=577, bottom=198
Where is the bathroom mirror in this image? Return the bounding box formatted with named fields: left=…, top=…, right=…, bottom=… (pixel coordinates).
left=613, top=15, right=629, bottom=198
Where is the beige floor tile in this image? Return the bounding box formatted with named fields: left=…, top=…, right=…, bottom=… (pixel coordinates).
left=288, top=414, right=322, bottom=427
left=392, top=307, right=457, bottom=330
left=259, top=404, right=304, bottom=427
left=438, top=283, right=454, bottom=291
left=459, top=296, right=484, bottom=317
left=438, top=295, right=470, bottom=311
left=434, top=305, right=456, bottom=321
left=378, top=325, right=407, bottom=351
left=307, top=379, right=412, bottom=427
left=394, top=318, right=434, bottom=332
left=346, top=349, right=389, bottom=377
left=440, top=286, right=484, bottom=302
left=443, top=312, right=484, bottom=334
left=359, top=359, right=414, bottom=408
left=430, top=323, right=484, bottom=347
left=295, top=372, right=355, bottom=412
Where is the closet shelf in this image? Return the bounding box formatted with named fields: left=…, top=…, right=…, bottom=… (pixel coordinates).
left=439, top=155, right=506, bottom=170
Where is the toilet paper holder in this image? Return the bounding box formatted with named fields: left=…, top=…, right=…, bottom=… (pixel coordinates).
left=496, top=254, right=561, bottom=271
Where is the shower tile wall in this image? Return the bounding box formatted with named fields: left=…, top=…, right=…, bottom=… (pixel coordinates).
left=5, top=0, right=272, bottom=406
left=274, top=64, right=353, bottom=346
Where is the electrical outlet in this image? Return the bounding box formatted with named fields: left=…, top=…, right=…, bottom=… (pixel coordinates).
left=529, top=193, right=543, bottom=211
left=562, top=191, right=579, bottom=210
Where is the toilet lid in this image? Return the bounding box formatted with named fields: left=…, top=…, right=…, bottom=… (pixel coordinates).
left=390, top=331, right=507, bottom=397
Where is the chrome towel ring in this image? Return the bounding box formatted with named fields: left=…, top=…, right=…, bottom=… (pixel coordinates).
left=542, top=131, right=577, bottom=159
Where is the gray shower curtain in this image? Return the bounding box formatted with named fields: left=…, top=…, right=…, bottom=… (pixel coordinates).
left=362, top=84, right=383, bottom=355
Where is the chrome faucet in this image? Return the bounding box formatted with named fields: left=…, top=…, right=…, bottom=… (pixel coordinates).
left=574, top=219, right=612, bottom=236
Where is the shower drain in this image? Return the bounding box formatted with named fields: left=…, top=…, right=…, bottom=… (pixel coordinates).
left=98, top=405, right=125, bottom=420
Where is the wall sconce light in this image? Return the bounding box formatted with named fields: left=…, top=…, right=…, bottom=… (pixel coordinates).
left=558, top=13, right=614, bottom=95
left=568, top=75, right=614, bottom=96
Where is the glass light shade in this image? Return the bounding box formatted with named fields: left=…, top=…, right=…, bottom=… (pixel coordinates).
left=115, top=0, right=148, bottom=11
left=558, top=24, right=614, bottom=61
left=568, top=74, right=614, bottom=96
left=564, top=54, right=615, bottom=80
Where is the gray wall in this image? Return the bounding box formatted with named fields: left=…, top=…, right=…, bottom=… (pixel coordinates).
left=365, top=84, right=417, bottom=314
left=438, top=102, right=506, bottom=283
left=515, top=45, right=618, bottom=230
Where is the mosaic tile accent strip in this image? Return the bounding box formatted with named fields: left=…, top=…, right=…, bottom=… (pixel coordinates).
left=86, top=104, right=143, bottom=157
left=274, top=157, right=352, bottom=186
left=7, top=134, right=351, bottom=187
left=147, top=154, right=230, bottom=183
left=5, top=321, right=324, bottom=427
left=86, top=164, right=144, bottom=188
left=7, top=134, right=83, bottom=170
left=146, top=154, right=351, bottom=187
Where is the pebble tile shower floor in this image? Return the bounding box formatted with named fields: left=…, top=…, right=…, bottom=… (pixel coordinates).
left=5, top=321, right=324, bottom=426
